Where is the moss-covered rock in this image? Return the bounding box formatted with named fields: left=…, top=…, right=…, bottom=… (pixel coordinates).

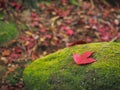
left=0, top=21, right=19, bottom=46
left=23, top=42, right=120, bottom=90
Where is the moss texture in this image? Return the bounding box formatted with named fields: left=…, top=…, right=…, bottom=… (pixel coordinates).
left=0, top=21, right=19, bottom=46
left=23, top=42, right=120, bottom=90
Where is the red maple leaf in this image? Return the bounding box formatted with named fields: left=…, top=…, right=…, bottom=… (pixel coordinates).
left=10, top=2, right=21, bottom=10
left=66, top=40, right=86, bottom=47
left=32, top=21, right=39, bottom=27
left=73, top=51, right=96, bottom=65
left=66, top=29, right=74, bottom=35
left=31, top=12, right=37, bottom=17
left=61, top=0, right=68, bottom=5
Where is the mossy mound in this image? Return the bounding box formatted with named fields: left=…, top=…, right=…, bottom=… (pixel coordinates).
left=23, top=42, right=120, bottom=90
left=0, top=21, right=19, bottom=46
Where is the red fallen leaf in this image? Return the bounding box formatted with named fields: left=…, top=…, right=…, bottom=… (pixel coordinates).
left=11, top=2, right=17, bottom=7
left=15, top=4, right=21, bottom=10
left=44, top=42, right=49, bottom=46
left=40, top=29, right=46, bottom=33
left=32, top=21, right=39, bottom=27
left=45, top=34, right=52, bottom=39
left=81, top=51, right=93, bottom=58
left=10, top=2, right=21, bottom=10
left=64, top=19, right=72, bottom=24
left=29, top=37, right=35, bottom=42
left=54, top=40, right=60, bottom=46
left=55, top=8, right=70, bottom=17
left=59, top=10, right=70, bottom=17
left=60, top=25, right=74, bottom=35
left=20, top=35, right=32, bottom=41
left=14, top=47, right=22, bottom=54
left=39, top=27, right=47, bottom=33
left=19, top=35, right=26, bottom=40
left=101, top=35, right=110, bottom=41
left=83, top=2, right=91, bottom=10
left=32, top=17, right=39, bottom=22
left=86, top=37, right=92, bottom=42
left=61, top=0, right=68, bottom=5
left=31, top=12, right=37, bottom=17
left=117, top=32, right=120, bottom=38
left=73, top=51, right=96, bottom=65
left=66, top=40, right=86, bottom=47
left=27, top=42, right=35, bottom=49
left=20, top=35, right=30, bottom=41
left=60, top=25, right=68, bottom=30
left=9, top=53, right=21, bottom=61
left=66, top=29, right=74, bottom=35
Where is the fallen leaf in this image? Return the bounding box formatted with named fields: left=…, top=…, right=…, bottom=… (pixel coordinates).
left=81, top=51, right=93, bottom=58
left=73, top=51, right=96, bottom=65
left=31, top=52, right=37, bottom=60
left=61, top=0, right=68, bottom=5
left=15, top=4, right=21, bottom=10
left=25, top=31, right=33, bottom=36
left=8, top=67, right=16, bottom=72
left=66, top=40, right=86, bottom=47
left=66, top=29, right=74, bottom=35
left=2, top=50, right=11, bottom=56
left=31, top=12, right=37, bottom=17
left=10, top=2, right=21, bottom=10
left=14, top=47, right=22, bottom=54
left=32, top=21, right=39, bottom=27
left=64, top=19, right=72, bottom=24
left=45, top=34, right=52, bottom=39
left=9, top=53, right=21, bottom=62
left=86, top=37, right=92, bottom=42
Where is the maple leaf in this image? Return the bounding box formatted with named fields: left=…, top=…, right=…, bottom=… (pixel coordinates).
left=14, top=47, right=22, bottom=54
left=45, top=34, right=52, bottom=39
left=61, top=0, right=68, bottom=5
left=66, top=29, right=74, bottom=35
left=11, top=2, right=17, bottom=7
left=60, top=25, right=68, bottom=30
left=15, top=4, right=21, bottom=10
left=10, top=2, right=21, bottom=10
left=86, top=37, right=92, bottom=42
left=27, top=42, right=35, bottom=49
left=2, top=50, right=11, bottom=56
left=64, top=19, right=72, bottom=24
left=66, top=40, right=86, bottom=47
left=73, top=51, right=96, bottom=65
left=31, top=12, right=37, bottom=17
left=9, top=53, right=21, bottom=61
left=39, top=27, right=47, bottom=33
left=32, top=21, right=39, bottom=27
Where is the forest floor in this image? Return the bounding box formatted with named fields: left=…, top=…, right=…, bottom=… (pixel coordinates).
left=0, top=1, right=120, bottom=90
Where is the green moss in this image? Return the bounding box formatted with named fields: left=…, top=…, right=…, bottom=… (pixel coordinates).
left=0, top=21, right=19, bottom=46
left=5, top=67, right=23, bottom=86
left=0, top=12, right=4, bottom=20
left=23, top=42, right=120, bottom=90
